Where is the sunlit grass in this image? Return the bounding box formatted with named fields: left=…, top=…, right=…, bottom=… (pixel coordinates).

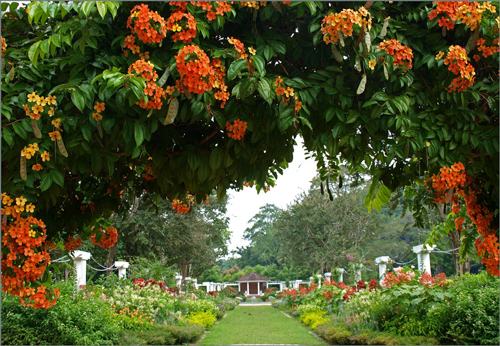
left=198, top=306, right=324, bottom=345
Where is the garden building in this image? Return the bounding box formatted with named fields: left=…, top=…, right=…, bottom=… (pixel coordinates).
left=236, top=272, right=270, bottom=297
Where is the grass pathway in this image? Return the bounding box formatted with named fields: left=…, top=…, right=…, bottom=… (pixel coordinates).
left=197, top=306, right=324, bottom=345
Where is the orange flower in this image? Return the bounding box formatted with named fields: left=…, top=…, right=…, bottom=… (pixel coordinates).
left=48, top=131, right=61, bottom=141
left=378, top=39, right=413, bottom=70
left=32, top=164, right=43, bottom=171
left=94, top=102, right=105, bottom=112
left=226, top=119, right=247, bottom=140
left=92, top=112, right=103, bottom=121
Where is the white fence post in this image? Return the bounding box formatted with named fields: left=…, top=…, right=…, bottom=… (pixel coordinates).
left=175, top=275, right=182, bottom=288
left=71, top=250, right=91, bottom=289
left=338, top=268, right=345, bottom=283
left=412, top=244, right=436, bottom=274
left=114, top=261, right=130, bottom=279
left=324, top=272, right=332, bottom=282
left=375, top=256, right=391, bottom=281
left=316, top=274, right=322, bottom=287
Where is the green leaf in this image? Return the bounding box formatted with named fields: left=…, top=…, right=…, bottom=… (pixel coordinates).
left=2, top=128, right=14, bottom=147
left=40, top=174, right=53, bottom=192
left=81, top=125, right=92, bottom=142
left=50, top=170, right=65, bottom=187
left=187, top=154, right=201, bottom=171
left=268, top=40, right=286, bottom=55
left=357, top=75, right=367, bottom=95
left=263, top=45, right=274, bottom=61
left=210, top=147, right=224, bottom=170
left=71, top=89, right=86, bottom=112
left=134, top=122, right=145, bottom=147
left=96, top=1, right=107, bottom=19
left=227, top=59, right=248, bottom=80
left=27, top=41, right=41, bottom=66
left=304, top=1, right=317, bottom=15
left=258, top=79, right=272, bottom=105
left=252, top=55, right=266, bottom=77
left=364, top=176, right=379, bottom=213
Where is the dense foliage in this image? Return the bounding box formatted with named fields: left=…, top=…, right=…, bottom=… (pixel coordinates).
left=1, top=1, right=498, bottom=307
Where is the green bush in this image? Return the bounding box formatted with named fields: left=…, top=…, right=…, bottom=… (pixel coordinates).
left=1, top=281, right=120, bottom=345
left=118, top=324, right=204, bottom=345
left=188, top=311, right=217, bottom=328
left=315, top=324, right=439, bottom=345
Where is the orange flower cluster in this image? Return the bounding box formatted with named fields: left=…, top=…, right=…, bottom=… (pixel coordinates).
left=419, top=272, right=447, bottom=288
left=1, top=36, right=6, bottom=56
left=228, top=37, right=248, bottom=60
left=128, top=59, right=166, bottom=110
left=226, top=119, right=247, bottom=140
left=321, top=7, right=372, bottom=45
left=166, top=11, right=197, bottom=43
left=426, top=162, right=498, bottom=276
left=443, top=45, right=475, bottom=93
left=21, top=143, right=39, bottom=160
left=274, top=76, right=301, bottom=110
left=193, top=1, right=232, bottom=21
left=211, top=58, right=230, bottom=108
left=378, top=39, right=413, bottom=70
left=477, top=37, right=499, bottom=59
left=171, top=194, right=194, bottom=214
left=64, top=236, right=82, bottom=251
left=429, top=1, right=496, bottom=31
left=175, top=45, right=215, bottom=95
left=142, top=164, right=158, bottom=181
left=126, top=4, right=167, bottom=45
left=92, top=102, right=105, bottom=121
left=90, top=226, right=118, bottom=249
left=123, top=34, right=140, bottom=55
left=239, top=1, right=265, bottom=9
left=25, top=92, right=57, bottom=120
left=1, top=193, right=60, bottom=309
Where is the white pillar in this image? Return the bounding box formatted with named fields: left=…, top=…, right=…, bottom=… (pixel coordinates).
left=353, top=264, right=362, bottom=282
left=192, top=278, right=198, bottom=289
left=412, top=244, right=436, bottom=274
left=324, top=272, right=332, bottom=282
left=238, top=282, right=241, bottom=292
left=338, top=268, right=345, bottom=283
left=175, top=275, right=182, bottom=288
left=257, top=281, right=261, bottom=295
left=71, top=251, right=91, bottom=289
left=375, top=256, right=391, bottom=281
left=114, top=261, right=130, bottom=279
left=316, top=274, right=322, bottom=288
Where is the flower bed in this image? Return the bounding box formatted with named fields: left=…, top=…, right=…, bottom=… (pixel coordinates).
left=272, top=268, right=499, bottom=345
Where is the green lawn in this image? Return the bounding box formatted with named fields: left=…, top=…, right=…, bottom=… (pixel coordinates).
left=198, top=306, right=325, bottom=345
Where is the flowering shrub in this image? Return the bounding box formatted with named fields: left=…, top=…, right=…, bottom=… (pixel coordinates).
left=107, top=284, right=175, bottom=317
left=300, top=310, right=330, bottom=330
left=188, top=311, right=217, bottom=328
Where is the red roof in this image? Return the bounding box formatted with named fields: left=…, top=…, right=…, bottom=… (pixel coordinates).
left=236, top=272, right=270, bottom=281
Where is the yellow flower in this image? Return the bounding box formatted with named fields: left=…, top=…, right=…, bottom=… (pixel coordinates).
left=248, top=47, right=256, bottom=55
left=29, top=230, right=36, bottom=237
left=26, top=203, right=35, bottom=213
left=52, top=119, right=62, bottom=130
left=41, top=151, right=50, bottom=162
left=47, top=95, right=57, bottom=105
left=426, top=141, right=431, bottom=147
left=139, top=51, right=150, bottom=60
left=48, top=107, right=55, bottom=117
left=369, top=59, right=376, bottom=70
left=2, top=193, right=14, bottom=206
left=435, top=51, right=444, bottom=60
left=36, top=96, right=47, bottom=106
left=32, top=104, right=44, bottom=114
left=14, top=205, right=24, bottom=213
left=16, top=196, right=27, bottom=206
left=27, top=92, right=39, bottom=103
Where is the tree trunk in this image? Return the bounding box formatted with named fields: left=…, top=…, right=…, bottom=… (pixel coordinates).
left=106, top=194, right=140, bottom=276
left=436, top=203, right=470, bottom=276
left=64, top=268, right=69, bottom=281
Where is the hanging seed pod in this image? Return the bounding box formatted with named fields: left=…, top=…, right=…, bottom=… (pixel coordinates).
left=272, top=2, right=281, bottom=11
left=331, top=44, right=343, bottom=62
left=31, top=119, right=42, bottom=138
left=98, top=121, right=103, bottom=138
left=339, top=175, right=343, bottom=189
left=57, top=138, right=68, bottom=157
left=20, top=154, right=27, bottom=180
left=381, top=17, right=390, bottom=37
left=355, top=55, right=362, bottom=72
left=326, top=178, right=333, bottom=201
left=164, top=98, right=179, bottom=125
left=320, top=182, right=324, bottom=195
left=338, top=32, right=345, bottom=47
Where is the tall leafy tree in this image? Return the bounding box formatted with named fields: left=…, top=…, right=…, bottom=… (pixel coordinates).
left=1, top=1, right=497, bottom=307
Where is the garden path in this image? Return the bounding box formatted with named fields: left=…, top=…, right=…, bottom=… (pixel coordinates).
left=196, top=306, right=324, bottom=345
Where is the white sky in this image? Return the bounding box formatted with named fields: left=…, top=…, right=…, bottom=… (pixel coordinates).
left=226, top=136, right=318, bottom=254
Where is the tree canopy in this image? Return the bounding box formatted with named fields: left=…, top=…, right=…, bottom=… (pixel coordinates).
left=1, top=1, right=498, bottom=308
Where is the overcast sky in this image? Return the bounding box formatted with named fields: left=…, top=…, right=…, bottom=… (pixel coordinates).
left=226, top=136, right=318, bottom=254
